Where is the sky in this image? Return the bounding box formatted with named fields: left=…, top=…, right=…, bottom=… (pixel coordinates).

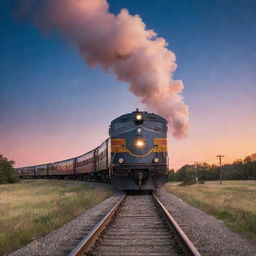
left=0, top=0, right=256, bottom=169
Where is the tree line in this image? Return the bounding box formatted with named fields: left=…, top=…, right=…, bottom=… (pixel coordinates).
left=169, top=153, right=256, bottom=182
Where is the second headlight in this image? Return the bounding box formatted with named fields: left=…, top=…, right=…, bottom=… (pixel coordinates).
left=118, top=158, right=124, bottom=164
left=153, top=157, right=160, bottom=163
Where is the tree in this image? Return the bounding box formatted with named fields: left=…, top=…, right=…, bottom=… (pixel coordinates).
left=0, top=155, right=18, bottom=184
left=232, top=159, right=245, bottom=179
left=244, top=153, right=256, bottom=179
left=175, top=165, right=187, bottom=181
left=196, top=162, right=210, bottom=180
left=168, top=169, right=176, bottom=181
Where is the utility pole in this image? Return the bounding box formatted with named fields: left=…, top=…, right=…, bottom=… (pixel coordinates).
left=194, top=162, right=198, bottom=184
left=216, top=155, right=224, bottom=184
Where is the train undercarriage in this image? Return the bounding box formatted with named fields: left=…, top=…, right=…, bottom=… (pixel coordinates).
left=111, top=164, right=168, bottom=190
left=19, top=169, right=110, bottom=183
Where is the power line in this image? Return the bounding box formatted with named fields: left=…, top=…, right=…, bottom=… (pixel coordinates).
left=216, top=155, right=224, bottom=184
left=194, top=162, right=199, bottom=184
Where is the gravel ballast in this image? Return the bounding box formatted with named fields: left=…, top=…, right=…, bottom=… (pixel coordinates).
left=157, top=190, right=256, bottom=256
left=7, top=192, right=124, bottom=256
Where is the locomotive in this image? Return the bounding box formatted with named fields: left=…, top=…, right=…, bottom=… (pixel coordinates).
left=16, top=110, right=169, bottom=190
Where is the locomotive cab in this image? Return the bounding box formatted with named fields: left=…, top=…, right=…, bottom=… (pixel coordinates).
left=109, top=109, right=168, bottom=190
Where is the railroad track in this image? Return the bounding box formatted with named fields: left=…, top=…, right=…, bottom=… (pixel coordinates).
left=68, top=193, right=201, bottom=256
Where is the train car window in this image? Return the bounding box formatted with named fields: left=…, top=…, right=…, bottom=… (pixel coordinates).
left=36, top=167, right=45, bottom=172
left=78, top=156, right=94, bottom=166
left=98, top=141, right=107, bottom=153
left=54, top=159, right=74, bottom=170
left=77, top=151, right=94, bottom=163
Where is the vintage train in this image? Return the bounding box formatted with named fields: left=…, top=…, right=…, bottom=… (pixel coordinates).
left=16, top=110, right=169, bottom=190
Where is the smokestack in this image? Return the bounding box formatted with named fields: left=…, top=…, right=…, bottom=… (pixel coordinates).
left=16, top=0, right=189, bottom=138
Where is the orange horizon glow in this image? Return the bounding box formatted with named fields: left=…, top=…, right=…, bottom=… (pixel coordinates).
left=2, top=127, right=255, bottom=171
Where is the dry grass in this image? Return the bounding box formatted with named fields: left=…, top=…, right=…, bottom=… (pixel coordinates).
left=164, top=180, right=256, bottom=240
left=0, top=179, right=115, bottom=255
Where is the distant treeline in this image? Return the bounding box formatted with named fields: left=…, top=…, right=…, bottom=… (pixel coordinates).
left=169, top=153, right=256, bottom=181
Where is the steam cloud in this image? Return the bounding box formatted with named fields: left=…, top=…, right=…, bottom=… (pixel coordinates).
left=18, top=0, right=189, bottom=138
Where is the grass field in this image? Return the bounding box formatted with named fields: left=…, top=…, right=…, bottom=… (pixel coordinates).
left=0, top=179, right=115, bottom=255
left=164, top=180, right=256, bottom=240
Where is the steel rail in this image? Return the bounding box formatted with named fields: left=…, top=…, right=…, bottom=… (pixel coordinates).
left=152, top=193, right=201, bottom=256
left=68, top=193, right=126, bottom=256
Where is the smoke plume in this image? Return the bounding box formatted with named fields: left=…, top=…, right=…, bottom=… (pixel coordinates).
left=17, top=0, right=189, bottom=138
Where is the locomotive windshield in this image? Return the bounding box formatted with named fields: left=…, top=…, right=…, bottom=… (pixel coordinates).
left=114, top=120, right=134, bottom=130
left=112, top=116, right=166, bottom=131
left=143, top=120, right=164, bottom=129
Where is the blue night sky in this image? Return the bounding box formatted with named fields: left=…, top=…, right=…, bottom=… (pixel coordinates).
left=1, top=0, right=256, bottom=169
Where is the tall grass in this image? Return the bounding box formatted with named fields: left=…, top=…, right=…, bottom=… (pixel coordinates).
left=0, top=180, right=115, bottom=255
left=164, top=180, right=256, bottom=240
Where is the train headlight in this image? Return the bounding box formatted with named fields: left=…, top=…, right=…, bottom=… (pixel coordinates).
left=136, top=114, right=142, bottom=120
left=137, top=128, right=142, bottom=134
left=118, top=158, right=124, bottom=164
left=135, top=139, right=145, bottom=148
left=153, top=157, right=160, bottom=163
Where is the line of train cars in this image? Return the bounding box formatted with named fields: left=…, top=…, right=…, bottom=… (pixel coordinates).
left=16, top=110, right=169, bottom=190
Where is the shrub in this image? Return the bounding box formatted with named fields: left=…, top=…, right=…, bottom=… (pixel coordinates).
left=180, top=178, right=196, bottom=186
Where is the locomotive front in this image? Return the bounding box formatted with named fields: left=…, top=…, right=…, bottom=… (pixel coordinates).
left=109, top=110, right=168, bottom=190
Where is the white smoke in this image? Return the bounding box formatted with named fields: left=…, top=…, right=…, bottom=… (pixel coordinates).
left=17, top=0, right=189, bottom=138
